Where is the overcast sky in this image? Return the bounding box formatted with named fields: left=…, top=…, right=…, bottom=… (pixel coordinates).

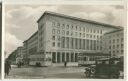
left=5, top=5, right=125, bottom=56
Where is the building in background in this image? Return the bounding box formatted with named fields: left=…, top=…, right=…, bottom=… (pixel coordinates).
left=8, top=46, right=24, bottom=64
left=7, top=50, right=17, bottom=65
left=102, top=29, right=124, bottom=58
left=15, top=46, right=24, bottom=64
left=22, top=31, right=38, bottom=65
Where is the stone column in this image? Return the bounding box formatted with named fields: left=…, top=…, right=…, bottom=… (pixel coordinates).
left=73, top=52, right=75, bottom=62
left=60, top=52, right=62, bottom=63
left=65, top=52, right=67, bottom=61
left=69, top=52, right=71, bottom=62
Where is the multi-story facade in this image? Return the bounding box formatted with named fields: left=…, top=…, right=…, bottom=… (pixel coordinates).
left=11, top=11, right=123, bottom=66
left=35, top=11, right=121, bottom=66
left=23, top=31, right=38, bottom=65
left=16, top=46, right=24, bottom=64
left=22, top=40, right=28, bottom=64
left=102, top=29, right=124, bottom=57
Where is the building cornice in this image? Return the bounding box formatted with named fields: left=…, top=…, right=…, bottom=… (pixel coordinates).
left=37, top=11, right=123, bottom=29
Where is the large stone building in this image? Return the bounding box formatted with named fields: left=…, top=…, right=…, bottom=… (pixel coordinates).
left=32, top=11, right=121, bottom=66
left=102, top=29, right=124, bottom=57
left=9, top=11, right=123, bottom=66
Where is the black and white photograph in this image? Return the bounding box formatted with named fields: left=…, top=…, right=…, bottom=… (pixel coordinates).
left=4, top=4, right=125, bottom=79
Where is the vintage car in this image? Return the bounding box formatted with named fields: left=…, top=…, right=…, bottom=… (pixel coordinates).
left=84, top=57, right=123, bottom=79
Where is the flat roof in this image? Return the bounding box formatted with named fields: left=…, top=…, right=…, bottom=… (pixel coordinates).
left=37, top=11, right=123, bottom=29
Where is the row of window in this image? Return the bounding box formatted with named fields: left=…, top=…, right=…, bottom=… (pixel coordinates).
left=79, top=56, right=109, bottom=61
left=52, top=22, right=103, bottom=34
left=28, top=47, right=37, bottom=55
left=109, top=44, right=124, bottom=49
left=52, top=30, right=102, bottom=39
left=109, top=50, right=124, bottom=55
left=108, top=32, right=123, bottom=38
left=109, top=38, right=123, bottom=43
left=52, top=38, right=102, bottom=50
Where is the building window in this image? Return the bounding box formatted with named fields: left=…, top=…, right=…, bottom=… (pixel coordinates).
left=117, top=50, right=119, bottom=53
left=86, top=34, right=89, bottom=38
left=79, top=27, right=81, bottom=31
left=97, top=30, right=99, bottom=33
left=113, top=39, right=115, bottom=43
left=109, top=46, right=111, bottom=49
left=117, top=45, right=119, bottom=49
left=57, top=42, right=60, bottom=47
left=121, top=44, right=123, bottom=48
left=57, top=23, right=60, bottom=27
left=71, top=25, right=74, bottom=30
left=57, top=36, right=60, bottom=41
left=94, top=35, right=95, bottom=39
left=83, top=27, right=85, bottom=32
left=121, top=50, right=123, bottom=54
left=52, top=29, right=55, bottom=34
left=52, top=22, right=56, bottom=27
left=100, top=30, right=102, bottom=34
left=71, top=32, right=73, bottom=36
left=121, top=38, right=123, bottom=42
left=97, top=35, right=99, bottom=39
left=62, top=30, right=65, bottom=35
left=62, top=24, right=65, bottom=29
left=79, top=33, right=81, bottom=37
left=66, top=31, right=69, bottom=35
left=93, top=30, right=95, bottom=33
left=113, top=45, right=115, bottom=49
left=117, top=34, right=119, bottom=37
left=117, top=39, right=119, bottom=43
left=66, top=25, right=69, bottom=29
left=90, top=29, right=92, bottom=33
left=100, top=36, right=102, bottom=39
left=113, top=51, right=115, bottom=54
left=76, top=26, right=77, bottom=30
left=109, top=51, right=111, bottom=54
left=52, top=36, right=55, bottom=40
left=62, top=37, right=65, bottom=48
left=52, top=42, right=55, bottom=47
left=83, top=33, right=85, bottom=37
left=57, top=30, right=60, bottom=34
left=90, top=35, right=92, bottom=38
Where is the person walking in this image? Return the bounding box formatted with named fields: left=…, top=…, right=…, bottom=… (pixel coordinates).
left=5, top=60, right=11, bottom=77
left=64, top=61, right=67, bottom=67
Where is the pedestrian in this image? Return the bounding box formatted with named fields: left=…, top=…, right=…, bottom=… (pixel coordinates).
left=64, top=61, right=67, bottom=67
left=5, top=60, right=11, bottom=77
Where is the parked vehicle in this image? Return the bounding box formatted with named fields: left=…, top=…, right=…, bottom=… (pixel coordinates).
left=84, top=65, right=96, bottom=78
left=84, top=57, right=123, bottom=79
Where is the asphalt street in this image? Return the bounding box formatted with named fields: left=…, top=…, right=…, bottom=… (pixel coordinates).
left=5, top=65, right=86, bottom=79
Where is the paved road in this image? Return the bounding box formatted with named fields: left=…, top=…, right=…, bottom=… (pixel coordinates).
left=5, top=66, right=86, bottom=79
